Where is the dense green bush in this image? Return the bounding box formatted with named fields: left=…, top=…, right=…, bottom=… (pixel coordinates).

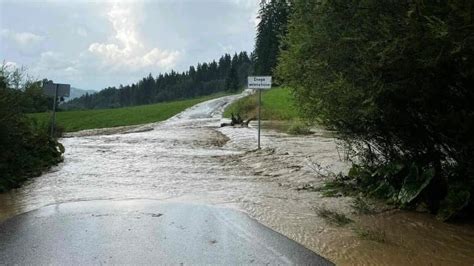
left=0, top=67, right=64, bottom=192
left=287, top=121, right=312, bottom=135
left=277, top=0, right=474, bottom=220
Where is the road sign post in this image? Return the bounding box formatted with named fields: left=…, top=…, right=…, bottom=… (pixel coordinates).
left=258, top=89, right=262, bottom=149
left=42, top=82, right=70, bottom=137
left=248, top=76, right=272, bottom=149
left=51, top=84, right=58, bottom=137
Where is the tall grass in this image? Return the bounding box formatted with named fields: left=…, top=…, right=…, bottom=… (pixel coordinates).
left=223, top=87, right=299, bottom=120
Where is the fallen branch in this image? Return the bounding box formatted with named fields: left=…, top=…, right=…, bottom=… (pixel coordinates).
left=221, top=113, right=255, bottom=127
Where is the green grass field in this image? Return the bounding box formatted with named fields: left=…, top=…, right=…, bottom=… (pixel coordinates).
left=29, top=93, right=228, bottom=132
left=223, top=87, right=299, bottom=120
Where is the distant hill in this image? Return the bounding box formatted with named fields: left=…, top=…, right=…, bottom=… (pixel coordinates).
left=67, top=87, right=96, bottom=101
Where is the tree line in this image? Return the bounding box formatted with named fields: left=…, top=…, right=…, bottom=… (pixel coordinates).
left=63, top=52, right=252, bottom=110
left=260, top=0, right=473, bottom=220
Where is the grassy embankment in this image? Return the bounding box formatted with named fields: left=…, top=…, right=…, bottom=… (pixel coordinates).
left=223, top=87, right=309, bottom=134
left=29, top=93, right=228, bottom=132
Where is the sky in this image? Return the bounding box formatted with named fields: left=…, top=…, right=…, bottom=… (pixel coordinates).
left=0, top=0, right=259, bottom=90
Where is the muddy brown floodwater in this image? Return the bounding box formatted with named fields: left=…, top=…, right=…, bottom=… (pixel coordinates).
left=1, top=92, right=474, bottom=265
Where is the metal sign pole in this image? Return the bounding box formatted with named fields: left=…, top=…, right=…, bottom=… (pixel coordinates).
left=248, top=76, right=271, bottom=150
left=50, top=84, right=58, bottom=137
left=257, top=89, right=262, bottom=149
left=42, top=82, right=70, bottom=138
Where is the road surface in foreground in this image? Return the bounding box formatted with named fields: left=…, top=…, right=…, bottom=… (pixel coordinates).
left=0, top=200, right=331, bottom=265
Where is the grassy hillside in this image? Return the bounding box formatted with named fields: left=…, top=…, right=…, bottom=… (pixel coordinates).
left=29, top=93, right=227, bottom=132
left=224, top=87, right=299, bottom=120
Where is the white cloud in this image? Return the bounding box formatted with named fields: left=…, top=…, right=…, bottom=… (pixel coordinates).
left=143, top=48, right=180, bottom=68
left=0, top=0, right=257, bottom=90
left=88, top=2, right=180, bottom=71
left=39, top=51, right=70, bottom=70
left=29, top=51, right=83, bottom=83
left=107, top=2, right=141, bottom=51
left=89, top=43, right=124, bottom=61
left=0, top=29, right=45, bottom=54
left=1, top=29, right=44, bottom=46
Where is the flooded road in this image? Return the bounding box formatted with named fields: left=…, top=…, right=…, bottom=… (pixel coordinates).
left=0, top=200, right=331, bottom=265
left=1, top=92, right=474, bottom=265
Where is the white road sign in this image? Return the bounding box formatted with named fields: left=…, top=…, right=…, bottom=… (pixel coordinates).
left=248, top=76, right=272, bottom=89
left=43, top=83, right=71, bottom=97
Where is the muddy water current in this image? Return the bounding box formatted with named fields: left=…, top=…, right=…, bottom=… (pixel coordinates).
left=1, top=93, right=473, bottom=265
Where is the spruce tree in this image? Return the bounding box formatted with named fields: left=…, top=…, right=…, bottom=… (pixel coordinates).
left=253, top=0, right=290, bottom=75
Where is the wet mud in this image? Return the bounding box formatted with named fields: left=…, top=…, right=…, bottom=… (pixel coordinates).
left=1, top=92, right=473, bottom=265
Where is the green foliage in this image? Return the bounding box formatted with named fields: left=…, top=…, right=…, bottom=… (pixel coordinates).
left=318, top=175, right=358, bottom=197
left=437, top=185, right=471, bottom=221
left=352, top=197, right=376, bottom=215
left=29, top=93, right=228, bottom=132
left=277, top=0, right=474, bottom=220
left=224, top=87, right=299, bottom=120
left=224, top=94, right=258, bottom=119
left=317, top=208, right=353, bottom=226
left=253, top=0, right=291, bottom=76
left=0, top=66, right=51, bottom=113
left=398, top=166, right=435, bottom=206
left=0, top=67, right=64, bottom=192
left=20, top=82, right=50, bottom=113
left=225, top=54, right=243, bottom=92
left=287, top=121, right=312, bottom=135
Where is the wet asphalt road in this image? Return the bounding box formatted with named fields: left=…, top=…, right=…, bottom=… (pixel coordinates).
left=0, top=200, right=332, bottom=265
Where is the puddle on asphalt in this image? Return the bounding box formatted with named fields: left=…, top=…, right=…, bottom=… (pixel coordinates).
left=1, top=92, right=473, bottom=265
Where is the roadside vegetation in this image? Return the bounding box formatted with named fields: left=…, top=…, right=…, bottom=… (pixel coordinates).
left=29, top=93, right=228, bottom=132
left=316, top=208, right=353, bottom=226
left=286, top=121, right=312, bottom=135
left=272, top=0, right=473, bottom=220
left=223, top=87, right=309, bottom=134
left=0, top=66, right=64, bottom=192
left=316, top=205, right=388, bottom=243
left=224, top=87, right=298, bottom=120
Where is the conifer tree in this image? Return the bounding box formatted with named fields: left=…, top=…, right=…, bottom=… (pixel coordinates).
left=253, top=0, right=290, bottom=75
